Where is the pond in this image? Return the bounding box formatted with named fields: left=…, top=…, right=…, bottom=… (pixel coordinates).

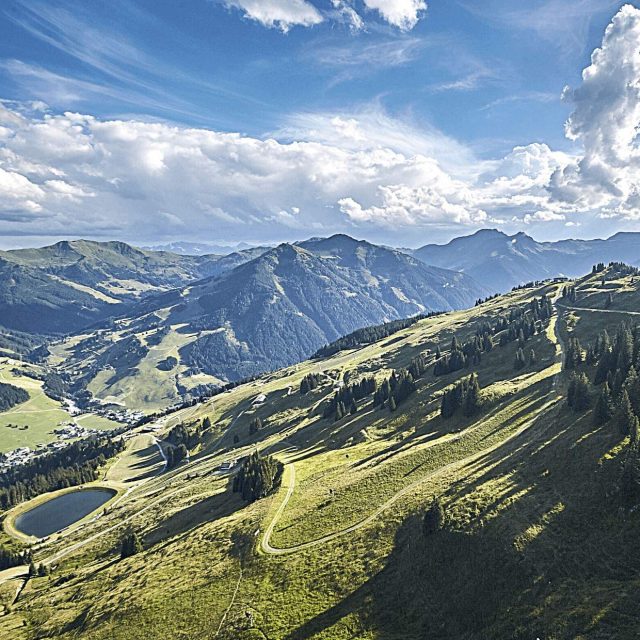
left=14, top=488, right=116, bottom=538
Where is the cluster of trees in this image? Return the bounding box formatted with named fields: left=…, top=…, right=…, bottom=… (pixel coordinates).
left=0, top=382, right=29, bottom=411
left=156, top=356, right=178, bottom=371
left=120, top=530, right=143, bottom=559
left=0, top=437, right=124, bottom=510
left=475, top=293, right=500, bottom=307
left=607, top=262, right=640, bottom=277
left=233, top=452, right=284, bottom=503
left=440, top=374, right=482, bottom=419
left=28, top=561, right=50, bottom=577
left=562, top=286, right=578, bottom=303
left=567, top=321, right=640, bottom=500
left=433, top=335, right=486, bottom=376
left=0, top=545, right=31, bottom=570
left=313, top=312, right=442, bottom=359
left=324, top=377, right=377, bottom=421
left=300, top=373, right=322, bottom=394
left=165, top=444, right=188, bottom=469
left=592, top=263, right=606, bottom=274
left=42, top=373, right=67, bottom=400
left=166, top=422, right=201, bottom=450
left=434, top=297, right=550, bottom=379
left=373, top=369, right=417, bottom=412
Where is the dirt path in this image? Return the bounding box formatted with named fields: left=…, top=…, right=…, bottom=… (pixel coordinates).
left=558, top=302, right=640, bottom=317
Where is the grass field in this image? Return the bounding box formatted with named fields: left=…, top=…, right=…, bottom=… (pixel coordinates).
left=3, top=274, right=640, bottom=639
left=0, top=360, right=119, bottom=453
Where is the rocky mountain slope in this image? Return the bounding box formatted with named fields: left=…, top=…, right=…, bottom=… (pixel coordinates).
left=412, top=228, right=640, bottom=293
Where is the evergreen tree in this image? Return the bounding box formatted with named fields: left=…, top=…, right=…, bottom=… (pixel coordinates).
left=249, top=417, right=263, bottom=434
left=619, top=451, right=640, bottom=503
left=389, top=396, right=397, bottom=412
left=567, top=373, right=590, bottom=412
left=350, top=400, right=358, bottom=415
left=615, top=390, right=636, bottom=437
left=120, top=531, right=143, bottom=559
left=423, top=498, right=445, bottom=535
left=463, top=374, right=481, bottom=417
left=202, top=416, right=212, bottom=430
left=594, top=382, right=614, bottom=425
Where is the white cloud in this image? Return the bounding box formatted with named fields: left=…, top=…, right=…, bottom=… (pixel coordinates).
left=363, top=0, right=427, bottom=31
left=331, top=1, right=364, bottom=31
left=550, top=4, right=640, bottom=216
left=3, top=5, right=640, bottom=243
left=223, top=0, right=323, bottom=32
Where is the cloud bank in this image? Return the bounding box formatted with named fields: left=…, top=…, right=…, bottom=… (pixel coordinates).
left=1, top=5, right=640, bottom=244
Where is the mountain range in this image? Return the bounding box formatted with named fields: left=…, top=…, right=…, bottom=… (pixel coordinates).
left=412, top=229, right=640, bottom=293
left=56, top=235, right=485, bottom=406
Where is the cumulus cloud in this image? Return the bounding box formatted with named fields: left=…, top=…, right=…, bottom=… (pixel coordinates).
left=363, top=0, right=427, bottom=31
left=222, top=0, right=323, bottom=32
left=3, top=5, right=640, bottom=243
left=550, top=4, right=640, bottom=217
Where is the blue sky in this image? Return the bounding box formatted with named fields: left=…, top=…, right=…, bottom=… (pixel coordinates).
left=0, top=0, right=638, bottom=248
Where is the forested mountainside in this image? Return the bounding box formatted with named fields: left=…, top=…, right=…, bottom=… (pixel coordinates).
left=51, top=236, right=486, bottom=411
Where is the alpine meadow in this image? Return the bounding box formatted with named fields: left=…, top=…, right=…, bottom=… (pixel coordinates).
left=3, top=2, right=640, bottom=639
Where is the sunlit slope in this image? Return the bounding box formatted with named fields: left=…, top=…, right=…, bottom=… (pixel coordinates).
left=4, top=275, right=640, bottom=639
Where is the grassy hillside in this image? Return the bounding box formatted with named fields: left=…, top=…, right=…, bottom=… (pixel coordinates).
left=0, top=359, right=119, bottom=453
left=2, top=270, right=640, bottom=639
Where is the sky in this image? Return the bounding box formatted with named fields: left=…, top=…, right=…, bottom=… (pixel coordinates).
left=0, top=0, right=639, bottom=249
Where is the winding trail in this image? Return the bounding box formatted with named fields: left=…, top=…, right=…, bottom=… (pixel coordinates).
left=261, top=290, right=566, bottom=556
left=557, top=302, right=640, bottom=317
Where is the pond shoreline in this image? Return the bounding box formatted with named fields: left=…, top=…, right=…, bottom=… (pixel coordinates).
left=3, top=483, right=123, bottom=543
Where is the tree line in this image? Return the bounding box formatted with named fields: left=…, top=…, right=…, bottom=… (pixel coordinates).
left=0, top=437, right=124, bottom=510
left=233, top=452, right=284, bottom=503
left=313, top=312, right=443, bottom=359
left=0, top=382, right=29, bottom=411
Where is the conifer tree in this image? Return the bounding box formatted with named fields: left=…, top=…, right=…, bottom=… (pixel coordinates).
left=594, top=382, right=614, bottom=425
left=423, top=498, right=445, bottom=535
left=389, top=396, right=397, bottom=412
left=615, top=390, right=636, bottom=437
left=120, top=531, right=143, bottom=559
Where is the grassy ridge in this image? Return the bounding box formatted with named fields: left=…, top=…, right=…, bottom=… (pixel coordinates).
left=3, top=276, right=640, bottom=639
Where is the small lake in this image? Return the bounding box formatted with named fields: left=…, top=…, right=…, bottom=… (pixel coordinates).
left=14, top=488, right=116, bottom=538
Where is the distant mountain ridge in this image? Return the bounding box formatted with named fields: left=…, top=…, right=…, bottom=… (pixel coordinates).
left=0, top=240, right=266, bottom=334
left=411, top=229, right=640, bottom=293
left=109, top=235, right=487, bottom=382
